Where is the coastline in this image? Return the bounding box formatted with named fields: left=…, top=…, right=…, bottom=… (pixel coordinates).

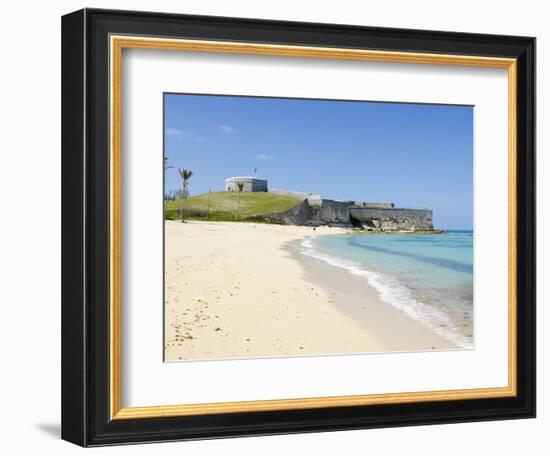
left=286, top=239, right=458, bottom=352
left=164, top=220, right=457, bottom=362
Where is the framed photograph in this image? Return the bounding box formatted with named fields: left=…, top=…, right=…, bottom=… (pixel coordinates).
left=61, top=8, right=535, bottom=447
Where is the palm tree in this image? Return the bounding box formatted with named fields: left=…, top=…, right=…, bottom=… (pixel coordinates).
left=178, top=168, right=193, bottom=222
left=235, top=181, right=244, bottom=220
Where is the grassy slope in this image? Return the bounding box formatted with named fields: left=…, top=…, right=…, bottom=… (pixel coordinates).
left=165, top=191, right=301, bottom=221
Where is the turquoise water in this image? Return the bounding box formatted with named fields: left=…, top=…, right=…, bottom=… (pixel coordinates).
left=300, top=231, right=473, bottom=348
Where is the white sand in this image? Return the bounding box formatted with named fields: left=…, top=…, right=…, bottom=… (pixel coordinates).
left=164, top=220, right=456, bottom=361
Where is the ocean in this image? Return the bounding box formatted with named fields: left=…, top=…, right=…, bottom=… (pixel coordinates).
left=300, top=231, right=474, bottom=348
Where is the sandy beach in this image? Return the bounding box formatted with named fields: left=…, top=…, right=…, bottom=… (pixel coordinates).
left=164, top=220, right=456, bottom=361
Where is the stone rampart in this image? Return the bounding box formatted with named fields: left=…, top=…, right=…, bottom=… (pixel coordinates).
left=318, top=199, right=353, bottom=224
left=256, top=195, right=434, bottom=231
left=260, top=199, right=312, bottom=225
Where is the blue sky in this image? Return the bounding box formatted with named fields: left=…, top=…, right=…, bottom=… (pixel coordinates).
left=164, top=94, right=473, bottom=230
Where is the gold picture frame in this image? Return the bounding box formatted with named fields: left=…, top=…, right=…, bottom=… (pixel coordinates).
left=110, top=36, right=517, bottom=420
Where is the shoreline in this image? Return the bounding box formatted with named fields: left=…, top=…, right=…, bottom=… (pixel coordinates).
left=164, top=220, right=457, bottom=362
left=285, top=238, right=459, bottom=353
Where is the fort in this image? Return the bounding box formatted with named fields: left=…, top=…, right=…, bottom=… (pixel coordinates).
left=225, top=176, right=268, bottom=192
left=225, top=176, right=434, bottom=231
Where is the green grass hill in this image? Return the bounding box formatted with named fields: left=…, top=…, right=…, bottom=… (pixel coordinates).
left=165, top=191, right=301, bottom=222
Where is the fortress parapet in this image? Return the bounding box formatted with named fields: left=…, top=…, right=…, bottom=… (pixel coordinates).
left=352, top=201, right=395, bottom=209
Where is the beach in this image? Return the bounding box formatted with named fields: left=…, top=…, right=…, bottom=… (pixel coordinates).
left=164, top=220, right=457, bottom=361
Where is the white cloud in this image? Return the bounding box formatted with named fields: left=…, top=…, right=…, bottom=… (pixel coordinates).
left=255, top=153, right=276, bottom=160
left=219, top=125, right=236, bottom=135
left=165, top=128, right=188, bottom=138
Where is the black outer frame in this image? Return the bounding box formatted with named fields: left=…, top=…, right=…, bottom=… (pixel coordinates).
left=61, top=8, right=536, bottom=447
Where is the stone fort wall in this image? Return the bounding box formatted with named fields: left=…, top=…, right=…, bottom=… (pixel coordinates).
left=316, top=199, right=353, bottom=224
left=260, top=199, right=312, bottom=225
left=260, top=198, right=433, bottom=231
left=352, top=201, right=395, bottom=209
